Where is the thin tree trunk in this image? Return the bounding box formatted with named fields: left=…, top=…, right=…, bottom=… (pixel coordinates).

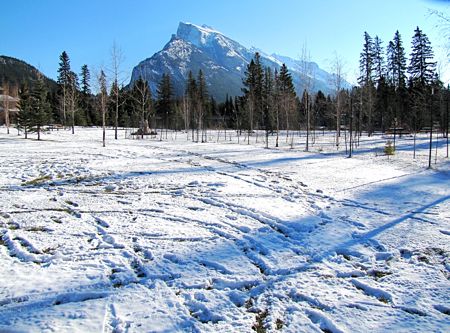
left=275, top=108, right=279, bottom=147
left=115, top=88, right=119, bottom=140
left=3, top=85, right=10, bottom=134
left=306, top=94, right=310, bottom=152
left=103, top=108, right=106, bottom=147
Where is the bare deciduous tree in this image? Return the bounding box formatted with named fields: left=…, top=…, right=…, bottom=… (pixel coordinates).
left=300, top=42, right=315, bottom=151
left=68, top=71, right=79, bottom=134
left=97, top=69, right=108, bottom=147
left=330, top=52, right=346, bottom=149
left=109, top=42, right=125, bottom=140
left=131, top=71, right=152, bottom=139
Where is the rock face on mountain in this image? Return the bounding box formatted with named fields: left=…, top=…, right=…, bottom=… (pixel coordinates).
left=130, top=22, right=342, bottom=101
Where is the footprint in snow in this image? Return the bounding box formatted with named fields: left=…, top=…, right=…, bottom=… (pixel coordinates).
left=65, top=200, right=79, bottom=207
left=95, top=217, right=110, bottom=228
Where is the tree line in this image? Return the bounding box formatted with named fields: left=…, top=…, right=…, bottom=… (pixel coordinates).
left=8, top=26, right=449, bottom=152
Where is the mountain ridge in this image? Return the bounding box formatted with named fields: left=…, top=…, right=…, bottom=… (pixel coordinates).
left=131, top=22, right=347, bottom=101
left=0, top=55, right=58, bottom=92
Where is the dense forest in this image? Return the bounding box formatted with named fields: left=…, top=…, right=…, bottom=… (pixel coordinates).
left=2, top=27, right=449, bottom=152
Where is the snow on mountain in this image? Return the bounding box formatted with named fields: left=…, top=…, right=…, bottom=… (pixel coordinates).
left=130, top=22, right=347, bottom=101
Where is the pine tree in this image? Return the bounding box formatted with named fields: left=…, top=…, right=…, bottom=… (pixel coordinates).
left=277, top=63, right=296, bottom=145
left=387, top=31, right=407, bottom=89
left=386, top=31, right=408, bottom=131
left=262, top=67, right=274, bottom=148
left=16, top=85, right=33, bottom=139
left=29, top=75, right=51, bottom=140
left=359, top=32, right=374, bottom=85
left=242, top=59, right=256, bottom=136
left=373, top=36, right=385, bottom=86
left=313, top=90, right=328, bottom=129
left=408, top=26, right=436, bottom=87
left=374, top=75, right=390, bottom=132
left=80, top=65, right=90, bottom=95
left=359, top=32, right=375, bottom=136
left=79, top=64, right=94, bottom=125
left=108, top=81, right=119, bottom=126
left=371, top=36, right=388, bottom=132
left=253, top=53, right=264, bottom=134
left=57, top=51, right=71, bottom=125
left=156, top=73, right=174, bottom=133
left=223, top=95, right=234, bottom=128
left=242, top=53, right=264, bottom=143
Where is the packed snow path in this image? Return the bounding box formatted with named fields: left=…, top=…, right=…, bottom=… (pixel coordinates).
left=0, top=128, right=449, bottom=332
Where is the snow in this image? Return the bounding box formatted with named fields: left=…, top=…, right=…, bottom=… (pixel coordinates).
left=0, top=127, right=449, bottom=332
left=164, top=38, right=194, bottom=61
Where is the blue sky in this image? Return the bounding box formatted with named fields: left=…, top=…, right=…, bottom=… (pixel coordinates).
left=1, top=0, right=449, bottom=85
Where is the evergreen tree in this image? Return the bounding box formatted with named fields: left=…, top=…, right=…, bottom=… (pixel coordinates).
left=16, top=85, right=33, bottom=139
left=119, top=87, right=132, bottom=128
left=262, top=67, right=275, bottom=147
left=277, top=63, right=296, bottom=145
left=387, top=31, right=407, bottom=89
left=29, top=75, right=51, bottom=140
left=79, top=64, right=94, bottom=125
left=108, top=81, right=119, bottom=126
left=80, top=65, right=91, bottom=95
left=222, top=94, right=234, bottom=128
left=374, top=75, right=390, bottom=132
left=242, top=53, right=264, bottom=140
left=408, top=27, right=436, bottom=138
left=242, top=59, right=256, bottom=133
left=313, top=90, right=328, bottom=128
left=359, top=32, right=374, bottom=85
left=386, top=40, right=396, bottom=85
left=408, top=26, right=436, bottom=87
left=373, top=36, right=385, bottom=86
left=359, top=31, right=376, bottom=135
left=57, top=51, right=71, bottom=125
left=253, top=53, right=264, bottom=132
left=156, top=73, right=174, bottom=131
left=386, top=31, right=408, bottom=130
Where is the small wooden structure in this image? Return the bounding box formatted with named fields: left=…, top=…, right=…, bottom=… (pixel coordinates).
left=0, top=94, right=20, bottom=125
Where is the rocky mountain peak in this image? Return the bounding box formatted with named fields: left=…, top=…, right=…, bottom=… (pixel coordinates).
left=130, top=22, right=347, bottom=101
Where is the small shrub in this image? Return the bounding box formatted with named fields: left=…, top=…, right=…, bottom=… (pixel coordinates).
left=252, top=310, right=268, bottom=333
left=384, top=140, right=395, bottom=156
left=275, top=318, right=284, bottom=330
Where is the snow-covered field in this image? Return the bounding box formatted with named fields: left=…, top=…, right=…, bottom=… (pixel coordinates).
left=0, top=127, right=449, bottom=333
